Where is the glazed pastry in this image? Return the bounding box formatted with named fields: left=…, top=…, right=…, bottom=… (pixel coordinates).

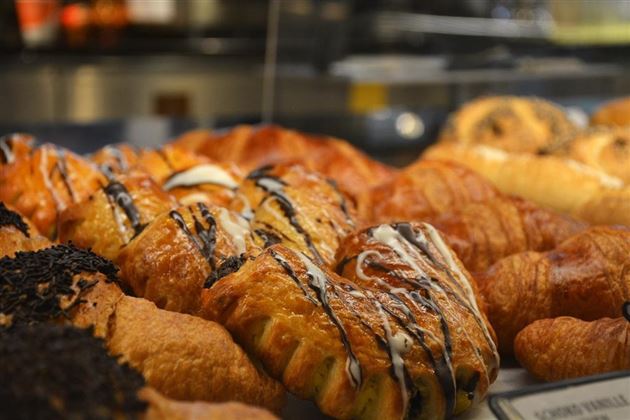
left=478, top=226, right=630, bottom=355
left=0, top=324, right=277, bottom=420
left=438, top=96, right=575, bottom=154
left=117, top=203, right=256, bottom=313
left=0, top=143, right=105, bottom=237
left=175, top=125, right=395, bottom=199
left=90, top=143, right=140, bottom=174
left=0, top=244, right=285, bottom=410
left=201, top=222, right=499, bottom=419
left=591, top=96, right=630, bottom=127
left=552, top=126, right=630, bottom=184
left=135, top=144, right=212, bottom=184
left=426, top=196, right=586, bottom=273
left=0, top=202, right=50, bottom=257
left=0, top=133, right=35, bottom=165
left=367, top=159, right=500, bottom=224
left=58, top=171, right=176, bottom=262
left=235, top=164, right=357, bottom=266
left=514, top=314, right=630, bottom=382
left=422, top=143, right=630, bottom=226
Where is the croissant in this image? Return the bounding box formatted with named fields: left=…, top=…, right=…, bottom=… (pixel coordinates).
left=200, top=222, right=499, bottom=419
left=117, top=203, right=257, bottom=313
left=438, top=96, right=576, bottom=154
left=552, top=126, right=630, bottom=184
left=514, top=315, right=630, bottom=382
left=174, top=125, right=395, bottom=199
left=422, top=143, right=630, bottom=226
left=591, top=96, right=630, bottom=127
left=90, top=143, right=140, bottom=174
left=0, top=202, right=50, bottom=257
left=426, top=196, right=586, bottom=273
left=0, top=323, right=277, bottom=420
left=0, top=243, right=285, bottom=411
left=58, top=171, right=176, bottom=262
left=235, top=163, right=358, bottom=266
left=367, top=159, right=500, bottom=224
left=0, top=143, right=105, bottom=237
left=478, top=226, right=630, bottom=355
left=0, top=133, right=35, bottom=165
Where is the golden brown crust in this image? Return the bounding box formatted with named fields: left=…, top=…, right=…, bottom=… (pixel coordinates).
left=367, top=160, right=500, bottom=224
left=553, top=126, right=630, bottom=184
left=439, top=96, right=576, bottom=154
left=90, top=144, right=140, bottom=174
left=117, top=203, right=256, bottom=314
left=0, top=204, right=51, bottom=258
left=58, top=172, right=176, bottom=262
left=0, top=144, right=105, bottom=237
left=135, top=144, right=211, bottom=184
left=427, top=196, right=586, bottom=273
left=514, top=316, right=630, bottom=382
left=141, top=388, right=279, bottom=420
left=201, top=223, right=498, bottom=419
left=591, top=96, right=630, bottom=127
left=478, top=226, right=630, bottom=355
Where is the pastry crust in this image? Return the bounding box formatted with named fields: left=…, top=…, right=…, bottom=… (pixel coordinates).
left=201, top=222, right=498, bottom=419
left=0, top=203, right=50, bottom=257
left=117, top=203, right=256, bottom=314
left=438, top=96, right=576, bottom=154
left=58, top=171, right=176, bottom=262
left=478, top=226, right=630, bottom=355
left=367, top=159, right=499, bottom=224
left=514, top=316, right=630, bottom=382
left=234, top=164, right=358, bottom=267
left=0, top=144, right=105, bottom=237
left=591, top=96, right=630, bottom=127
left=90, top=143, right=140, bottom=174
left=0, top=133, right=35, bottom=165
left=427, top=196, right=586, bottom=273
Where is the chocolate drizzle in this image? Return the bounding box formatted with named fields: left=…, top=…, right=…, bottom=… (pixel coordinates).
left=623, top=301, right=630, bottom=322
left=54, top=147, right=77, bottom=203
left=0, top=135, right=14, bottom=164
left=102, top=172, right=145, bottom=238
left=326, top=178, right=354, bottom=226
left=105, top=145, right=130, bottom=172
left=169, top=203, right=221, bottom=273
left=203, top=255, right=246, bottom=288
left=254, top=228, right=282, bottom=247
left=0, top=202, right=30, bottom=237
left=247, top=166, right=325, bottom=264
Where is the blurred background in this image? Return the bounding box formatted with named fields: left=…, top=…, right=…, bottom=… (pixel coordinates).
left=1, top=0, right=630, bottom=162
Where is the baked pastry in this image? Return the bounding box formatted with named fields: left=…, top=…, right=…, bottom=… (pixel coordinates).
left=175, top=125, right=395, bottom=199
left=117, top=203, right=257, bottom=313
left=201, top=222, right=499, bottom=419
left=591, top=96, right=630, bottom=127
left=426, top=196, right=586, bottom=273
left=235, top=163, right=357, bottom=266
left=0, top=202, right=50, bottom=257
left=135, top=144, right=212, bottom=184
left=0, top=244, right=285, bottom=410
left=438, top=96, right=576, bottom=154
left=0, top=324, right=277, bottom=420
left=0, top=143, right=105, bottom=237
left=478, top=226, right=630, bottom=355
left=90, top=143, right=140, bottom=174
left=422, top=143, right=630, bottom=226
left=552, top=126, right=630, bottom=184
left=367, top=159, right=500, bottom=224
left=514, top=314, right=630, bottom=382
left=58, top=171, right=176, bottom=262
left=0, top=133, right=35, bottom=165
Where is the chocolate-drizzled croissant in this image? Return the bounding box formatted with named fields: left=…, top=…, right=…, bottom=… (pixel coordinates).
left=0, top=244, right=285, bottom=410
left=514, top=315, right=630, bottom=382
left=200, top=222, right=498, bottom=419
left=58, top=171, right=176, bottom=262
left=117, top=203, right=256, bottom=314
left=478, top=226, right=630, bottom=355
left=367, top=160, right=500, bottom=224
left=135, top=144, right=210, bottom=184
left=234, top=164, right=357, bottom=267
left=90, top=143, right=140, bottom=174
left=0, top=143, right=105, bottom=237
left=0, top=202, right=50, bottom=257
left=427, top=196, right=586, bottom=273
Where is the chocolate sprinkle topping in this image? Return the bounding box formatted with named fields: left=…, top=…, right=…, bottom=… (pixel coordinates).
left=0, top=324, right=146, bottom=419
left=0, top=202, right=30, bottom=237
left=0, top=244, right=119, bottom=327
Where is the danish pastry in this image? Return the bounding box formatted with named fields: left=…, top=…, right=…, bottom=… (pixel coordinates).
left=478, top=226, right=630, bottom=355
left=0, top=244, right=285, bottom=410
left=201, top=222, right=499, bottom=419
left=90, top=143, right=140, bottom=174
left=438, top=96, right=575, bottom=154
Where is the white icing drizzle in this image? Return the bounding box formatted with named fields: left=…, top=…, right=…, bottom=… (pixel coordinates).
left=163, top=164, right=239, bottom=191
left=178, top=192, right=213, bottom=206
left=39, top=147, right=65, bottom=211
left=257, top=177, right=285, bottom=194
left=216, top=207, right=250, bottom=255
left=474, top=145, right=509, bottom=161
left=564, top=159, right=623, bottom=189
left=235, top=192, right=254, bottom=220
left=0, top=137, right=14, bottom=163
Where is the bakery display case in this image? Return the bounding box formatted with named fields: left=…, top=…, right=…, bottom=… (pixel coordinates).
left=1, top=1, right=630, bottom=419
